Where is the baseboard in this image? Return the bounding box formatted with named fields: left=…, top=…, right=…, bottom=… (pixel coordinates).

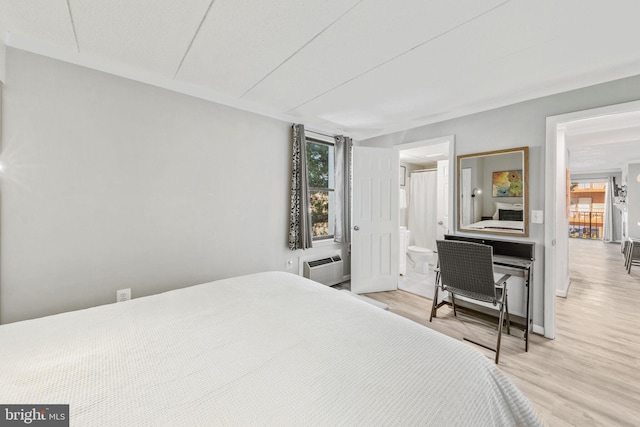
left=532, top=324, right=544, bottom=335
left=556, top=277, right=571, bottom=298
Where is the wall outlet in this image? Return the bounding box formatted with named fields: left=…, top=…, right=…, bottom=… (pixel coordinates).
left=117, top=288, right=131, bottom=302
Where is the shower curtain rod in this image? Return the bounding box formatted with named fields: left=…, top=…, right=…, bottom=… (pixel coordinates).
left=411, top=168, right=437, bottom=174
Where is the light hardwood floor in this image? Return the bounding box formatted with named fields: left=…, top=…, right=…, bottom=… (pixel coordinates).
left=364, top=238, right=640, bottom=426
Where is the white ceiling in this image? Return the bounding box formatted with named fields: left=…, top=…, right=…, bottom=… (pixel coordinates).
left=2, top=0, right=640, bottom=144
left=399, top=142, right=449, bottom=166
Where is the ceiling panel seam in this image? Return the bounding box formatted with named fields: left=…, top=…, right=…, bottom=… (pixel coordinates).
left=66, top=0, right=80, bottom=52
left=286, top=0, right=513, bottom=113
left=240, top=0, right=366, bottom=99
left=173, top=0, right=217, bottom=79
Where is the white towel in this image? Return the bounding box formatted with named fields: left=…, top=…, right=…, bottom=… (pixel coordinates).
left=399, top=188, right=407, bottom=209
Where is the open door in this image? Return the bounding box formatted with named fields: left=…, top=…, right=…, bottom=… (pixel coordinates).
left=436, top=159, right=449, bottom=239
left=351, top=146, right=399, bottom=294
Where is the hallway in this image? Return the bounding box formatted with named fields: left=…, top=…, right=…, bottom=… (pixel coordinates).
left=365, top=238, right=640, bottom=426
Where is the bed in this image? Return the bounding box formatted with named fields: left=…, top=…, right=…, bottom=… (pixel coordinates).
left=468, top=202, right=525, bottom=232
left=0, top=271, right=541, bottom=426
left=467, top=219, right=525, bottom=232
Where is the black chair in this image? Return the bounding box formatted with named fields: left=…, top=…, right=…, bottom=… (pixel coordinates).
left=625, top=237, right=640, bottom=274
left=430, top=240, right=511, bottom=364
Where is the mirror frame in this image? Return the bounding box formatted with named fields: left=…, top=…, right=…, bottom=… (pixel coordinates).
left=457, top=146, right=529, bottom=237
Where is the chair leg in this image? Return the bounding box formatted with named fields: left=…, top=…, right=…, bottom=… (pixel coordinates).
left=624, top=240, right=630, bottom=268
left=451, top=293, right=457, bottom=317
left=504, top=292, right=511, bottom=335
left=626, top=240, right=640, bottom=274
left=495, top=302, right=505, bottom=364
left=429, top=286, right=439, bottom=322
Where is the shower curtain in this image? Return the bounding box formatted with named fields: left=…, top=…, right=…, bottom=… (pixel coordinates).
left=408, top=171, right=438, bottom=251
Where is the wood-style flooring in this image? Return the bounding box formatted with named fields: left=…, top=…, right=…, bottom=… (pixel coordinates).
left=364, top=238, right=640, bottom=426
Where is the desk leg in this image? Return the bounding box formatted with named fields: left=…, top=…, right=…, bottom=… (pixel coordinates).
left=525, top=267, right=532, bottom=352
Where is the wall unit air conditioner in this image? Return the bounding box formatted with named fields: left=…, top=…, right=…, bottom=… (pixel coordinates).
left=303, top=255, right=343, bottom=286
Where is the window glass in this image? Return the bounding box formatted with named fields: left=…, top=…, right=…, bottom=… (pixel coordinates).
left=306, top=139, right=335, bottom=240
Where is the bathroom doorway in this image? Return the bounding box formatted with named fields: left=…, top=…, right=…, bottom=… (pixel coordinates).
left=396, top=137, right=453, bottom=298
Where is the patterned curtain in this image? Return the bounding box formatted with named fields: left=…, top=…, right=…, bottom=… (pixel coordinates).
left=334, top=135, right=352, bottom=244
left=288, top=124, right=313, bottom=250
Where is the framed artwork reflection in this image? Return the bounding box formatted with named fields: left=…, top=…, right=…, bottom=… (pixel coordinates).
left=492, top=170, right=523, bottom=197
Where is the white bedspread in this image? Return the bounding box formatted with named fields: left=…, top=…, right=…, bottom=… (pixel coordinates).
left=468, top=219, right=524, bottom=231
left=0, top=272, right=541, bottom=426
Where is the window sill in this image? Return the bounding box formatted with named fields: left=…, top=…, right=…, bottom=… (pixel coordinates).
left=312, top=238, right=339, bottom=248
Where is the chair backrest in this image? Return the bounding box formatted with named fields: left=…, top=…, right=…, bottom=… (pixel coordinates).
left=436, top=240, right=497, bottom=303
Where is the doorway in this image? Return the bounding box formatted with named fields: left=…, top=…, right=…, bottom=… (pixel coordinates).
left=395, top=136, right=454, bottom=298
left=545, top=99, right=640, bottom=339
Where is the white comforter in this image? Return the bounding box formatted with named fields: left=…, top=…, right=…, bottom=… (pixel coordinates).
left=468, top=219, right=524, bottom=231
left=0, top=271, right=541, bottom=426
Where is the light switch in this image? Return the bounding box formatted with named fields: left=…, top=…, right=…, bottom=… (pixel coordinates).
left=531, top=210, right=544, bottom=224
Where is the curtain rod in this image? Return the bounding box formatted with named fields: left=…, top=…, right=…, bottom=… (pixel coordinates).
left=291, top=125, right=337, bottom=139
left=306, top=129, right=336, bottom=139
left=411, top=168, right=437, bottom=173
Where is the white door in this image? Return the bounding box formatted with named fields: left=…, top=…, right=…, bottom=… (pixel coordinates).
left=436, top=159, right=449, bottom=239
left=351, top=146, right=399, bottom=294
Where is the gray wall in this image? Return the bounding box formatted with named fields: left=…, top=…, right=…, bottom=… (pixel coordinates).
left=0, top=49, right=345, bottom=323
left=361, top=74, right=640, bottom=329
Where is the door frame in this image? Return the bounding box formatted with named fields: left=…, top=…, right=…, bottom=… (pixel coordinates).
left=394, top=135, right=456, bottom=235
left=544, top=99, right=640, bottom=340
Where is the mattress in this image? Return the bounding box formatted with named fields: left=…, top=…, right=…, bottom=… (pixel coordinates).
left=0, top=271, right=541, bottom=426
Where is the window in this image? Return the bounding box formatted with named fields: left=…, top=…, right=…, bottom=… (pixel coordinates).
left=306, top=138, right=335, bottom=240
left=568, top=180, right=606, bottom=239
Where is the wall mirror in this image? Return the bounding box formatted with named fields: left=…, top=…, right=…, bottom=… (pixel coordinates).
left=457, top=146, right=529, bottom=237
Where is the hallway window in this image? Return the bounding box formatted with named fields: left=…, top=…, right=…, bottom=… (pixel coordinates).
left=569, top=181, right=606, bottom=239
